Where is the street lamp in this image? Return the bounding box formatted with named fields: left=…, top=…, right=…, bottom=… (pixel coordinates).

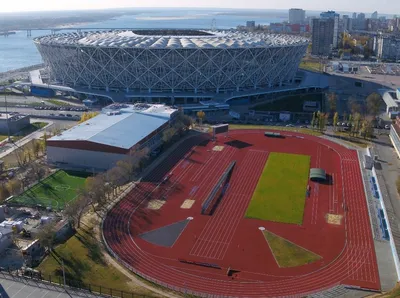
left=4, top=86, right=11, bottom=142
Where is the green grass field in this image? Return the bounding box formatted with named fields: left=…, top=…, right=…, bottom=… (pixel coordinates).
left=263, top=230, right=321, bottom=267
left=228, top=124, right=323, bottom=136
left=245, top=152, right=310, bottom=224
left=11, top=170, right=86, bottom=210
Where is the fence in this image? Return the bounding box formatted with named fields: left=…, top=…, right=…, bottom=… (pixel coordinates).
left=0, top=268, right=153, bottom=298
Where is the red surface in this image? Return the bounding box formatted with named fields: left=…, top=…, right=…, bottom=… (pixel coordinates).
left=103, top=130, right=380, bottom=297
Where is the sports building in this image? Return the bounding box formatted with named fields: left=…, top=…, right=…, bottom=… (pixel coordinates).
left=34, top=30, right=308, bottom=103
left=46, top=103, right=177, bottom=172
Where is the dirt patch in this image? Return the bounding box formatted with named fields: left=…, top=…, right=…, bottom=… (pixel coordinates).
left=147, top=199, right=165, bottom=210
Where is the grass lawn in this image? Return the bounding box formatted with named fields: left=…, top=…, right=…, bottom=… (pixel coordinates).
left=253, top=93, right=324, bottom=113
left=263, top=230, right=321, bottom=267
left=36, top=224, right=158, bottom=297
left=332, top=131, right=370, bottom=148
left=10, top=170, right=86, bottom=210
left=229, top=124, right=323, bottom=136
left=47, top=99, right=69, bottom=106
left=0, top=135, right=7, bottom=141
left=245, top=152, right=310, bottom=224
left=299, top=60, right=322, bottom=72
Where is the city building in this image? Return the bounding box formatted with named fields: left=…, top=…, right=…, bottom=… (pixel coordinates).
left=390, top=115, right=400, bottom=159
left=34, top=30, right=308, bottom=104
left=320, top=11, right=340, bottom=48
left=371, top=11, right=378, bottom=19
left=289, top=8, right=306, bottom=24
left=375, top=34, right=400, bottom=60
left=312, top=18, right=335, bottom=56
left=342, top=15, right=353, bottom=31
left=246, top=21, right=256, bottom=29
left=355, top=13, right=367, bottom=30
left=46, top=103, right=178, bottom=172
left=0, top=113, right=30, bottom=135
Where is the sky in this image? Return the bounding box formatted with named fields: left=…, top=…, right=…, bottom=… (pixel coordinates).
left=0, top=0, right=398, bottom=14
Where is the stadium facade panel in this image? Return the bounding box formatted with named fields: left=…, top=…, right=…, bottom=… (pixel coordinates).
left=34, top=30, right=308, bottom=94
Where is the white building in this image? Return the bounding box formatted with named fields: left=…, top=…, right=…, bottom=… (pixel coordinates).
left=46, top=103, right=178, bottom=172
left=375, top=35, right=400, bottom=60
left=289, top=8, right=306, bottom=24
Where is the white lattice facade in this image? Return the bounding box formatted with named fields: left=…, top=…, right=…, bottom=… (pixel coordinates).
left=34, top=30, right=308, bottom=94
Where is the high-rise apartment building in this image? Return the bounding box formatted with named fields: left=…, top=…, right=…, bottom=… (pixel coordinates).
left=312, top=18, right=335, bottom=56
left=352, top=12, right=357, bottom=19
left=320, top=11, right=340, bottom=48
left=342, top=15, right=352, bottom=31
left=371, top=11, right=378, bottom=19
left=375, top=34, right=400, bottom=60
left=289, top=8, right=306, bottom=24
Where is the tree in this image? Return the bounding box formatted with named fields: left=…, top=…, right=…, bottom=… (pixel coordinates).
left=360, top=118, right=374, bottom=139
left=65, top=193, right=90, bottom=229
left=78, top=111, right=99, bottom=124
left=0, top=184, right=10, bottom=203
left=351, top=113, right=362, bottom=137
left=333, top=112, right=339, bottom=131
left=84, top=175, right=107, bottom=214
left=32, top=139, right=41, bottom=158
left=318, top=112, right=326, bottom=132
left=366, top=93, right=382, bottom=117
left=348, top=97, right=361, bottom=114
left=37, top=223, right=56, bottom=252
left=327, top=92, right=337, bottom=112
left=6, top=179, right=22, bottom=196
left=311, top=112, right=317, bottom=129
left=196, top=111, right=206, bottom=125
left=162, top=127, right=177, bottom=144
left=27, top=163, right=46, bottom=182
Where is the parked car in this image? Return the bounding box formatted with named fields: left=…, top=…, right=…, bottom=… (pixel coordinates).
left=59, top=113, right=65, bottom=117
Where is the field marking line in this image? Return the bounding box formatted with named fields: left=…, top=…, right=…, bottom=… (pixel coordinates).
left=189, top=146, right=238, bottom=256
left=216, top=151, right=269, bottom=259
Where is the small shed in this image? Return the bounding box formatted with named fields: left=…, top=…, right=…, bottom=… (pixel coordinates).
left=310, top=168, right=327, bottom=182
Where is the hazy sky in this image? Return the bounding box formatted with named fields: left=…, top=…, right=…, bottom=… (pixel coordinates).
left=0, top=0, right=398, bottom=14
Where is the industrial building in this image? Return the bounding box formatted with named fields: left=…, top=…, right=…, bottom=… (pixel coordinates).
left=0, top=113, right=30, bottom=135
left=46, top=103, right=178, bottom=172
left=34, top=30, right=308, bottom=103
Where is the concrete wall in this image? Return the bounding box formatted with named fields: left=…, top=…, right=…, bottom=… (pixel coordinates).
left=0, top=115, right=30, bottom=135
left=0, top=206, right=5, bottom=222
left=47, top=146, right=127, bottom=172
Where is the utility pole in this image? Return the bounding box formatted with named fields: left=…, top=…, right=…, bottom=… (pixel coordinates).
left=61, top=260, right=66, bottom=287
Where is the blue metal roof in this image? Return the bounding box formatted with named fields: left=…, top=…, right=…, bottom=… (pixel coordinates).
left=50, top=105, right=174, bottom=149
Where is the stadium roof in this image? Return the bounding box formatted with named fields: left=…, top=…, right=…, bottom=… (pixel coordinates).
left=34, top=30, right=309, bottom=49
left=310, top=168, right=326, bottom=181
left=49, top=104, right=176, bottom=149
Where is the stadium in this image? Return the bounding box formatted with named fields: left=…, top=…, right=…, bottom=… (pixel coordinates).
left=102, top=128, right=380, bottom=297
left=34, top=30, right=308, bottom=101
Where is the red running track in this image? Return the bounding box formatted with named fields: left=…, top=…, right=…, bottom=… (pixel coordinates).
left=103, top=130, right=380, bottom=297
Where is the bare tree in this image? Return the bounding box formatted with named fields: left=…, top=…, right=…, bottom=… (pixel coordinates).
left=348, top=97, right=361, bottom=114
left=84, top=175, right=107, bottom=214
left=327, top=92, right=337, bottom=113
left=32, top=140, right=41, bottom=158
left=28, top=163, right=46, bottom=182
left=162, top=127, right=177, bottom=144
left=65, top=194, right=90, bottom=229
left=37, top=223, right=56, bottom=252
left=0, top=184, right=10, bottom=203
left=366, top=93, right=382, bottom=117
left=333, top=112, right=339, bottom=131
left=6, top=179, right=22, bottom=196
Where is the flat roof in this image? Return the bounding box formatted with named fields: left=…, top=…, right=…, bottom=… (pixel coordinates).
left=381, top=90, right=399, bottom=108
left=49, top=104, right=177, bottom=149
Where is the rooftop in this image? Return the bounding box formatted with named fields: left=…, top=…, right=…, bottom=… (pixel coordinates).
left=49, top=104, right=177, bottom=149
left=34, top=30, right=309, bottom=49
